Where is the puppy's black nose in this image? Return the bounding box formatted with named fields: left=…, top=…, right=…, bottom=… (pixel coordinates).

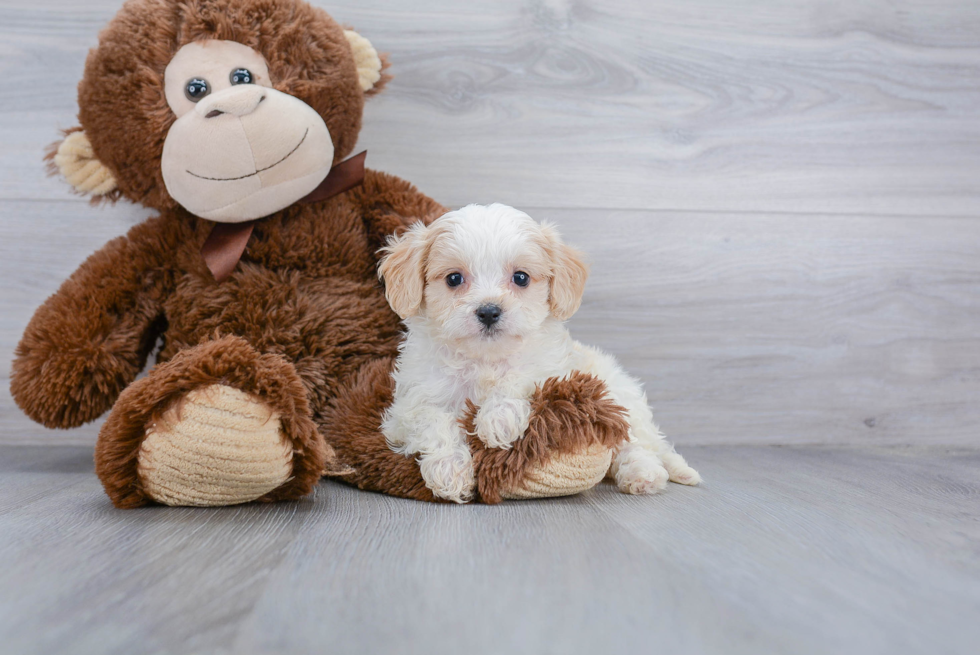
left=475, top=304, right=502, bottom=327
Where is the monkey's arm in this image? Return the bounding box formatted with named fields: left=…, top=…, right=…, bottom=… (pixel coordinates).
left=353, top=169, right=448, bottom=255
left=11, top=217, right=177, bottom=428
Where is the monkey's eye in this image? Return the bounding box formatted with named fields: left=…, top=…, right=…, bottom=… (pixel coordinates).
left=513, top=271, right=530, bottom=287
left=446, top=272, right=464, bottom=288
left=184, top=78, right=210, bottom=102
left=230, top=68, right=254, bottom=85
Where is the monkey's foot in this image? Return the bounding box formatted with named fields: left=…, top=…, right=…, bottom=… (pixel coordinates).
left=137, top=385, right=293, bottom=507
left=500, top=443, right=612, bottom=500
left=96, top=336, right=325, bottom=508
left=467, top=372, right=631, bottom=504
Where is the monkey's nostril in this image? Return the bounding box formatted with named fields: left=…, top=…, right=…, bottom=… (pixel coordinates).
left=205, top=109, right=223, bottom=119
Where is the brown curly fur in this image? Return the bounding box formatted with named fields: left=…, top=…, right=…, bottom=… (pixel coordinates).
left=11, top=163, right=444, bottom=507
left=11, top=0, right=624, bottom=508
left=95, top=335, right=325, bottom=508
left=318, top=357, right=438, bottom=502
left=464, top=372, right=631, bottom=504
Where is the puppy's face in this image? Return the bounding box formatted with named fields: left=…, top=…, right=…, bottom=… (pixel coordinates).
left=379, top=204, right=588, bottom=354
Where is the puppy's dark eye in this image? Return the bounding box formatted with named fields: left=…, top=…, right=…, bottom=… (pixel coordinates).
left=513, top=271, right=530, bottom=287
left=446, top=272, right=464, bottom=288
left=184, top=78, right=210, bottom=101
left=230, top=68, right=253, bottom=85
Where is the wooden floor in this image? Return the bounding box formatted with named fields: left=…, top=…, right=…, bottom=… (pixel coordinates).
left=0, top=444, right=977, bottom=655
left=1, top=1, right=979, bottom=653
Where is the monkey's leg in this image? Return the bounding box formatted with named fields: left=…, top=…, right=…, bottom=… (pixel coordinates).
left=465, top=372, right=631, bottom=504
left=95, top=335, right=326, bottom=508
left=318, top=357, right=440, bottom=501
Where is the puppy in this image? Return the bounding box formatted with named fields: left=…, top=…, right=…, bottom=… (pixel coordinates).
left=378, top=203, right=700, bottom=503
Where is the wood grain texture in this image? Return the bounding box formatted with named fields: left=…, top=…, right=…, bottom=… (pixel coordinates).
left=0, top=444, right=977, bottom=655
left=0, top=447, right=315, bottom=654
left=553, top=208, right=980, bottom=446
left=2, top=1, right=979, bottom=445
left=3, top=3, right=979, bottom=654
left=1, top=1, right=980, bottom=212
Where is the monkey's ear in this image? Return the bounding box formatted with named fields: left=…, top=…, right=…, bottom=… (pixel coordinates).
left=344, top=30, right=390, bottom=96
left=46, top=130, right=118, bottom=197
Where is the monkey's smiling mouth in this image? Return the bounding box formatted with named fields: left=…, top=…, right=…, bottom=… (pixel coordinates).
left=185, top=128, right=309, bottom=181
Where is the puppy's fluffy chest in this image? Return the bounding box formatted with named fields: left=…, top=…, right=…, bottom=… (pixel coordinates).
left=419, top=322, right=578, bottom=412
left=465, top=360, right=524, bottom=405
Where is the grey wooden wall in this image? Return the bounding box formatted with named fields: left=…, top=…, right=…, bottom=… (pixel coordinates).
left=1, top=0, right=978, bottom=447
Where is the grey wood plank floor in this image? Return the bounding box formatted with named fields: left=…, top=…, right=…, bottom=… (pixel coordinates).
left=2, top=2, right=979, bottom=654
left=0, top=444, right=976, bottom=655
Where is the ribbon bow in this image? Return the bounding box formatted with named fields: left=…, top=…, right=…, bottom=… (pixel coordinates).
left=200, top=150, right=367, bottom=282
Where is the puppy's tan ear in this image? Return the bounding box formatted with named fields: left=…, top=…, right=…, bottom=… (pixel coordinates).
left=378, top=223, right=429, bottom=319
left=45, top=129, right=118, bottom=197
left=542, top=223, right=589, bottom=321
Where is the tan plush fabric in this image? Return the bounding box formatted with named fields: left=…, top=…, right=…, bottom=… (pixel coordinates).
left=53, top=131, right=117, bottom=196
left=160, top=83, right=335, bottom=222
left=500, top=444, right=612, bottom=500
left=137, top=384, right=293, bottom=507
left=163, top=40, right=274, bottom=119
left=343, top=30, right=383, bottom=92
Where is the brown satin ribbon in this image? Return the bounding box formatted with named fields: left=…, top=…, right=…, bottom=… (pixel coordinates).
left=298, top=150, right=367, bottom=204
left=201, top=151, right=367, bottom=282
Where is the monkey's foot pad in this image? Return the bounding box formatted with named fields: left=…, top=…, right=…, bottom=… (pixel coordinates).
left=137, top=384, right=293, bottom=507
left=501, top=443, right=612, bottom=500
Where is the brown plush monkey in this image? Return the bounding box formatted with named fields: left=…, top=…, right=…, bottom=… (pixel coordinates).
left=11, top=0, right=628, bottom=508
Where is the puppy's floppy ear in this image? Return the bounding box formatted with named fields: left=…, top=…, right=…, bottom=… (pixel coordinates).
left=541, top=222, right=589, bottom=321
left=378, top=222, right=429, bottom=319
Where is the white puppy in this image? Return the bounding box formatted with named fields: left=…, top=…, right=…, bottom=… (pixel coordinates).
left=378, top=203, right=700, bottom=503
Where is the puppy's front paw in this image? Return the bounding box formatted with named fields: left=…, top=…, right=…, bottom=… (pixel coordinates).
left=614, top=445, right=669, bottom=495
left=418, top=449, right=475, bottom=504
left=474, top=396, right=531, bottom=449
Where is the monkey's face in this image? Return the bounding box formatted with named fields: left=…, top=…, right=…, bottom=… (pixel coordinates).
left=61, top=0, right=387, bottom=218
left=161, top=40, right=334, bottom=222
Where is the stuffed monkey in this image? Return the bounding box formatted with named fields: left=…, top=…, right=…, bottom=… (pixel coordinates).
left=11, top=0, right=628, bottom=508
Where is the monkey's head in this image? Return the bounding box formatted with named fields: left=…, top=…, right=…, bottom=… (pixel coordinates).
left=53, top=0, right=388, bottom=222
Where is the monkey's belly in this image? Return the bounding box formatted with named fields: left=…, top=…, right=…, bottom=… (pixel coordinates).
left=160, top=272, right=402, bottom=385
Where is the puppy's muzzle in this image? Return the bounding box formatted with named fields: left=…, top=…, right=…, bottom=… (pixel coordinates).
left=475, top=304, right=502, bottom=328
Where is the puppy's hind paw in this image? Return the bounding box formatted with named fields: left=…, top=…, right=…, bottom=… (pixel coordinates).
left=419, top=450, right=476, bottom=504
left=617, top=463, right=669, bottom=495
left=613, top=444, right=669, bottom=495
left=669, top=466, right=701, bottom=486
left=660, top=451, right=702, bottom=486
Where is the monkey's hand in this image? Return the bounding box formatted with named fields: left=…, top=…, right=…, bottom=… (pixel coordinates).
left=11, top=224, right=170, bottom=428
